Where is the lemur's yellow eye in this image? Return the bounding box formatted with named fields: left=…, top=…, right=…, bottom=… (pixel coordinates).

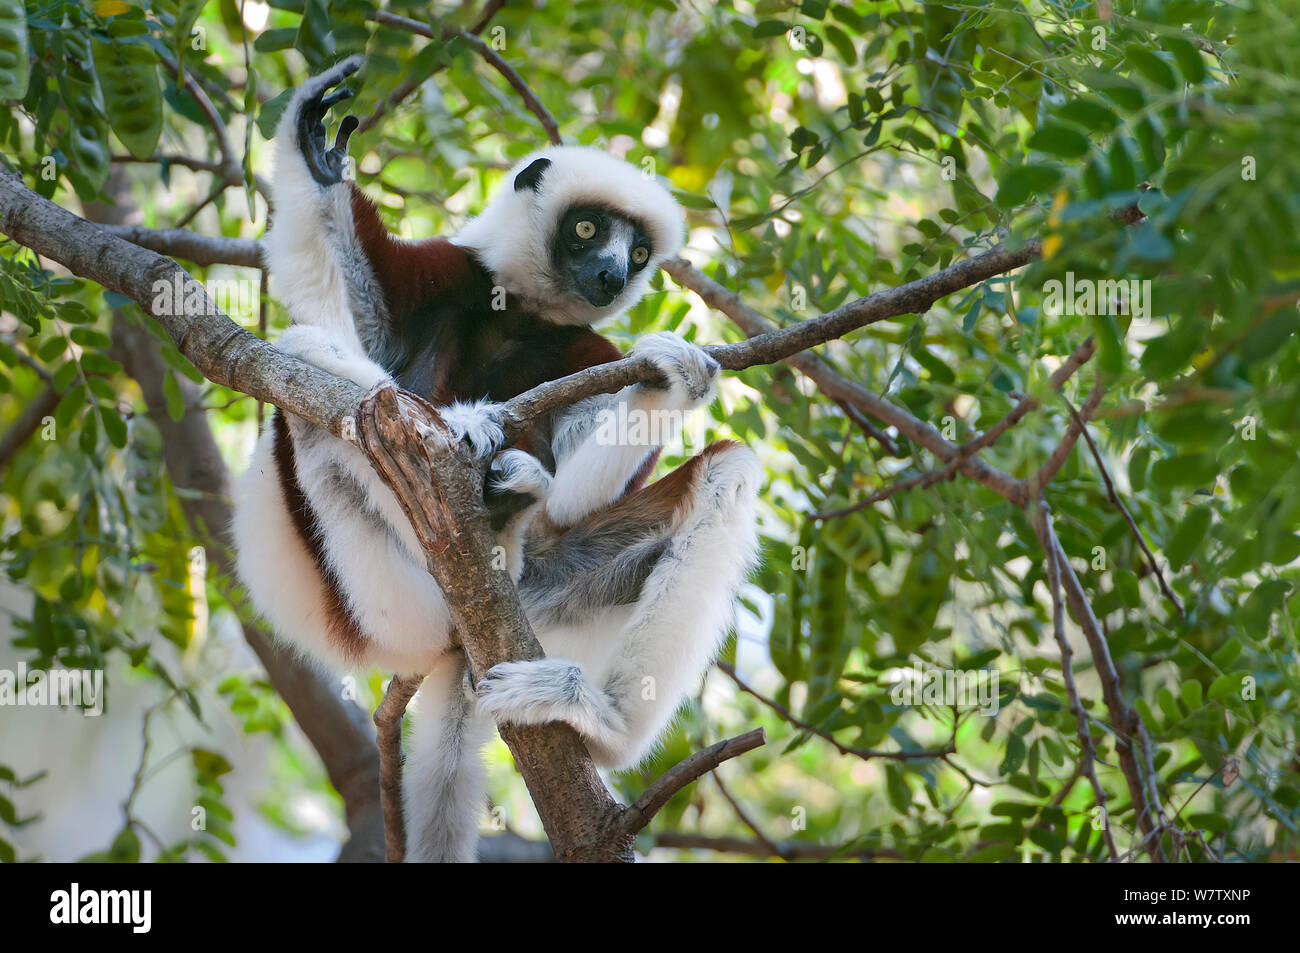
left=575, top=220, right=597, bottom=239
left=631, top=246, right=649, bottom=265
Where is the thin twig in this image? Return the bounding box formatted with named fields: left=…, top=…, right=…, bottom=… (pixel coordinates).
left=1036, top=507, right=1167, bottom=861
left=813, top=339, right=1098, bottom=520
left=0, top=385, right=59, bottom=474
left=157, top=49, right=235, bottom=169
left=1032, top=499, right=1120, bottom=861
left=1065, top=395, right=1186, bottom=617
left=368, top=11, right=561, bottom=144
left=1028, top=375, right=1106, bottom=494
left=172, top=179, right=226, bottom=230
left=833, top=396, right=900, bottom=455
left=719, top=662, right=953, bottom=762
left=373, top=673, right=424, bottom=863
left=711, top=771, right=780, bottom=856
left=615, top=729, right=766, bottom=838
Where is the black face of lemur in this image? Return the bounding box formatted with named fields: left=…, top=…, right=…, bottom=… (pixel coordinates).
left=551, top=205, right=654, bottom=308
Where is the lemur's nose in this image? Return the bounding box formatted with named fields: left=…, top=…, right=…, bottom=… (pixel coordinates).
left=599, top=270, right=626, bottom=297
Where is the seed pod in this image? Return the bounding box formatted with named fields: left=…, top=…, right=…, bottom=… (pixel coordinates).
left=0, top=0, right=30, bottom=100
left=54, top=28, right=109, bottom=193
left=768, top=551, right=807, bottom=683
left=91, top=36, right=161, bottom=159
left=803, top=544, right=849, bottom=717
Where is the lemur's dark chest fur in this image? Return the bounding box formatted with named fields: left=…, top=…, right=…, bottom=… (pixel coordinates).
left=388, top=254, right=620, bottom=409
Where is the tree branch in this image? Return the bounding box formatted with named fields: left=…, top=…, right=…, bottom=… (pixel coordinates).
left=373, top=673, right=423, bottom=863
left=1031, top=499, right=1120, bottom=861
left=0, top=172, right=363, bottom=443
left=1065, top=395, right=1186, bottom=617
left=0, top=385, right=58, bottom=474
left=83, top=174, right=385, bottom=862
left=719, top=662, right=953, bottom=762
left=367, top=9, right=562, bottom=144
left=1033, top=505, right=1168, bottom=861
left=613, top=728, right=767, bottom=839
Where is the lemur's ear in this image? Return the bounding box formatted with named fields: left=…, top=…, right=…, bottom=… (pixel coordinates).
left=514, top=158, right=551, bottom=193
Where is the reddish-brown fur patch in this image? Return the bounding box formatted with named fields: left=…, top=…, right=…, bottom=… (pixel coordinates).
left=579, top=441, right=740, bottom=536
left=350, top=185, right=473, bottom=319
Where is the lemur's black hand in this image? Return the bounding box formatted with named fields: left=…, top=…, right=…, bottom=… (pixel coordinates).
left=298, top=59, right=362, bottom=187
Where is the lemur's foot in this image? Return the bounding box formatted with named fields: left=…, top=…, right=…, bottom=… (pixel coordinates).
left=297, top=55, right=363, bottom=187
left=475, top=658, right=626, bottom=749
left=632, top=331, right=721, bottom=406
left=484, top=449, right=552, bottom=531
left=439, top=400, right=507, bottom=461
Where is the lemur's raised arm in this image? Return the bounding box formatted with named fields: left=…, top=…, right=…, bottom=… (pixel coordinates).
left=234, top=57, right=761, bottom=863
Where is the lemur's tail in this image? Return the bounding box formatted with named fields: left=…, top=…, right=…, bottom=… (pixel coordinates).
left=403, top=653, right=492, bottom=863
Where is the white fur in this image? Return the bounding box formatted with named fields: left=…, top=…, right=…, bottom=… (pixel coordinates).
left=489, top=449, right=552, bottom=581
left=544, top=332, right=719, bottom=527
left=437, top=400, right=505, bottom=460
left=232, top=430, right=337, bottom=664
left=454, top=147, right=684, bottom=326
left=479, top=443, right=762, bottom=767
left=404, top=654, right=493, bottom=862
left=262, top=56, right=367, bottom=353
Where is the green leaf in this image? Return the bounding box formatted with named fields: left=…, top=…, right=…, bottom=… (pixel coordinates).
left=1187, top=812, right=1229, bottom=835
left=995, top=164, right=1062, bottom=208
left=1165, top=505, right=1212, bottom=570
left=824, top=25, right=856, bottom=64
left=754, top=21, right=789, bottom=39
left=1241, top=309, right=1298, bottom=364
left=1150, top=453, right=1220, bottom=490
left=99, top=403, right=127, bottom=448
left=1128, top=49, right=1178, bottom=90
left=256, top=88, right=294, bottom=140
left=1056, top=98, right=1119, bottom=132
left=1165, top=36, right=1206, bottom=84
left=885, top=764, right=911, bottom=813
left=253, top=27, right=298, bottom=53
left=1027, top=122, right=1091, bottom=158
left=163, top=370, right=185, bottom=422
left=1208, top=674, right=1244, bottom=704
left=36, top=335, right=68, bottom=361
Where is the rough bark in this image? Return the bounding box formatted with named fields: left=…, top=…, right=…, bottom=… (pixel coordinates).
left=355, top=385, right=632, bottom=861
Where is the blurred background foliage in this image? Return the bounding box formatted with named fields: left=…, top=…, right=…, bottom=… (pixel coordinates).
left=1, top=0, right=1298, bottom=862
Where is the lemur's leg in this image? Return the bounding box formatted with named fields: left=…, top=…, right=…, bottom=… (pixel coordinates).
left=404, top=652, right=494, bottom=862
left=543, top=332, right=721, bottom=527
left=271, top=328, right=548, bottom=672
left=477, top=440, right=762, bottom=768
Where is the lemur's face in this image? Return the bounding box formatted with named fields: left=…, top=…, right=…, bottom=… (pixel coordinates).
left=551, top=205, right=654, bottom=308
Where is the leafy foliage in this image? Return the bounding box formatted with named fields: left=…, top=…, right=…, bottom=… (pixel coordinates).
left=1, top=0, right=1298, bottom=861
